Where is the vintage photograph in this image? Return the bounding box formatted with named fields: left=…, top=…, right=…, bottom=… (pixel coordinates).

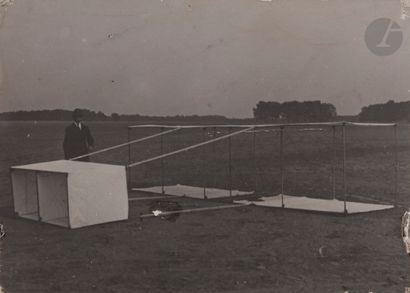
left=1, top=0, right=410, bottom=292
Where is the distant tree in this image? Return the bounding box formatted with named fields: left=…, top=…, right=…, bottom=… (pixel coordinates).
left=0, top=109, right=230, bottom=123
left=359, top=100, right=410, bottom=122
left=96, top=111, right=107, bottom=121
left=111, top=113, right=120, bottom=121
left=253, top=100, right=337, bottom=122
left=0, top=109, right=109, bottom=121
left=253, top=101, right=281, bottom=120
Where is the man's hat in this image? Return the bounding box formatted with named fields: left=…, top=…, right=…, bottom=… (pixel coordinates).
left=72, top=108, right=83, bottom=118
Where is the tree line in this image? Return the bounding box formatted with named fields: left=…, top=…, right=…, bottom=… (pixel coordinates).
left=253, top=99, right=410, bottom=122
left=0, top=109, right=229, bottom=122
left=2, top=99, right=409, bottom=122
left=253, top=100, right=337, bottom=122
left=358, top=100, right=410, bottom=122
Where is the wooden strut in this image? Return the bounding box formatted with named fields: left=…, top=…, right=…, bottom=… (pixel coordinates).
left=332, top=126, right=336, bottom=200
left=342, top=123, right=347, bottom=214
left=160, top=127, right=165, bottom=194
left=213, top=127, right=217, bottom=187
left=139, top=203, right=251, bottom=219
left=394, top=124, right=399, bottom=206
left=202, top=127, right=207, bottom=199
left=252, top=128, right=257, bottom=191
left=280, top=126, right=284, bottom=208
left=127, top=127, right=132, bottom=188
left=228, top=127, right=232, bottom=197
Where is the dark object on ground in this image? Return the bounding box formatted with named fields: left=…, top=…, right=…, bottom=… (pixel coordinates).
left=148, top=200, right=182, bottom=222
left=0, top=224, right=6, bottom=239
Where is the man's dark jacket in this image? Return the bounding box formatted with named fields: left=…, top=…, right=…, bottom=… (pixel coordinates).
left=63, top=123, right=94, bottom=161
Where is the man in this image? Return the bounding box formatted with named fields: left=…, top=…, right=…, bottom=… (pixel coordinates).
left=63, top=108, right=94, bottom=162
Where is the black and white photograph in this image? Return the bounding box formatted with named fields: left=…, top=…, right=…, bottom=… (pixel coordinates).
left=1, top=0, right=410, bottom=292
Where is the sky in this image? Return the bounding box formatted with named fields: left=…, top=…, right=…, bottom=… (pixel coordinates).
left=0, top=0, right=410, bottom=118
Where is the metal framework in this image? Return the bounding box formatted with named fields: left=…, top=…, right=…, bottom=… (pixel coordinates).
left=126, top=122, right=398, bottom=213
left=70, top=121, right=398, bottom=212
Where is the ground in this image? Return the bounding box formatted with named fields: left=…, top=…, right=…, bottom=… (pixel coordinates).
left=1, top=121, right=410, bottom=292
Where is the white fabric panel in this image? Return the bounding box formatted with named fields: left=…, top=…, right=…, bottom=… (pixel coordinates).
left=234, top=195, right=394, bottom=214
left=13, top=160, right=115, bottom=174
left=67, top=164, right=128, bottom=228
left=11, top=160, right=129, bottom=228
left=11, top=170, right=39, bottom=219
left=37, top=172, right=68, bottom=226
left=133, top=184, right=253, bottom=199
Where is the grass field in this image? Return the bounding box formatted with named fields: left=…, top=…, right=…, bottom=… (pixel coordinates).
left=1, top=121, right=410, bottom=292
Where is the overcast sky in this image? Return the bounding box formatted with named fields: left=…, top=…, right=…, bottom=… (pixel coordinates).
left=0, top=0, right=409, bottom=118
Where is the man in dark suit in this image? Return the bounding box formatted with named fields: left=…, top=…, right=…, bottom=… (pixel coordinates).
left=63, top=109, right=94, bottom=162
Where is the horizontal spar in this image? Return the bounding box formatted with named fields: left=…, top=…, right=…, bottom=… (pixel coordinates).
left=128, top=122, right=398, bottom=129
left=345, top=122, right=397, bottom=127
left=128, top=122, right=345, bottom=129
left=140, top=203, right=251, bottom=219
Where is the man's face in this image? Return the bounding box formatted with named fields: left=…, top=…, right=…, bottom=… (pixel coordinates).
left=74, top=116, right=82, bottom=123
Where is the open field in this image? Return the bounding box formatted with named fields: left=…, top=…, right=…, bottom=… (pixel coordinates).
left=1, top=121, right=410, bottom=292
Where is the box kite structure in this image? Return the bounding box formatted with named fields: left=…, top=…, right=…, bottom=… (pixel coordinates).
left=10, top=160, right=128, bottom=228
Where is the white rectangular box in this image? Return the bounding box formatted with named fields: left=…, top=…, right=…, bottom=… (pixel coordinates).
left=10, top=160, right=129, bottom=228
